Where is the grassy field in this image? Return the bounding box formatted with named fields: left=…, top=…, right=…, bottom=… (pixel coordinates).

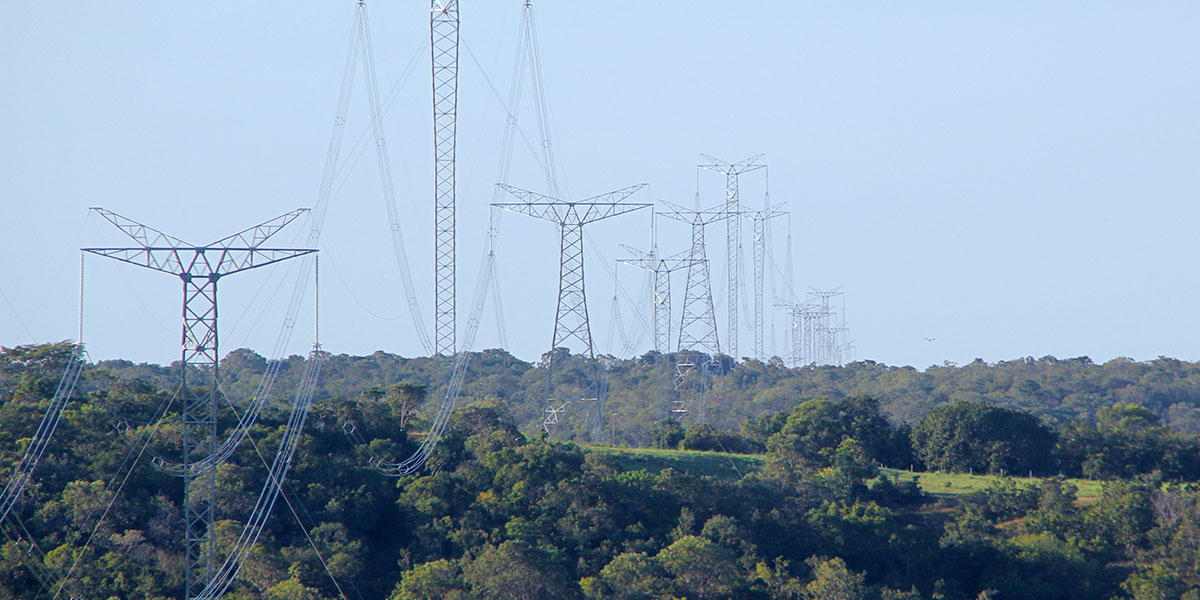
left=584, top=444, right=1105, bottom=503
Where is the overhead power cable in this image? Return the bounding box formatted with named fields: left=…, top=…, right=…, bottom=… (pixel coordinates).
left=0, top=345, right=86, bottom=527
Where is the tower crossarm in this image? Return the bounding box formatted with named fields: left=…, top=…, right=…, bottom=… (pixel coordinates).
left=208, top=208, right=310, bottom=249
left=744, top=204, right=787, bottom=222
left=497, top=183, right=647, bottom=205
left=84, top=208, right=315, bottom=278
left=89, top=207, right=192, bottom=248
left=81, top=247, right=316, bottom=278
left=618, top=243, right=654, bottom=261
left=699, top=153, right=766, bottom=176
left=618, top=254, right=702, bottom=273
left=656, top=200, right=730, bottom=227
left=495, top=184, right=650, bottom=225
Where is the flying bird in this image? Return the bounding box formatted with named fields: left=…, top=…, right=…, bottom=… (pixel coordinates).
left=924, top=337, right=936, bottom=342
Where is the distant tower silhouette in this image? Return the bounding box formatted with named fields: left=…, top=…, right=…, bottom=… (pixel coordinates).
left=656, top=200, right=730, bottom=416
left=617, top=242, right=703, bottom=354
left=700, top=153, right=765, bottom=359
left=744, top=203, right=785, bottom=362
left=494, top=183, right=649, bottom=440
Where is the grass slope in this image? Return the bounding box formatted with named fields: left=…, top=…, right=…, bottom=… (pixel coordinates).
left=585, top=445, right=1104, bottom=503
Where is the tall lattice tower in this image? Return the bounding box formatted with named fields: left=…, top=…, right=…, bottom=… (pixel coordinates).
left=744, top=203, right=785, bottom=362
left=658, top=201, right=729, bottom=359
left=494, top=183, right=649, bottom=439
left=432, top=0, right=460, bottom=356
left=699, top=154, right=765, bottom=360
left=83, top=208, right=313, bottom=600
left=809, top=289, right=845, bottom=366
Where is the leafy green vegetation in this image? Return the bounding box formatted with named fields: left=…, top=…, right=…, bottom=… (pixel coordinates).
left=584, top=445, right=765, bottom=480
left=586, top=444, right=1106, bottom=503
left=4, top=343, right=1200, bottom=598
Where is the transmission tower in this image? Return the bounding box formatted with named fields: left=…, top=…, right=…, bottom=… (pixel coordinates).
left=809, top=289, right=845, bottom=366
left=699, top=153, right=765, bottom=360
left=617, top=243, right=703, bottom=354
left=83, top=208, right=314, bottom=600
left=744, top=204, right=785, bottom=362
left=774, top=299, right=814, bottom=368
left=657, top=201, right=729, bottom=358
left=657, top=200, right=730, bottom=416
left=432, top=0, right=459, bottom=356
left=494, top=183, right=649, bottom=439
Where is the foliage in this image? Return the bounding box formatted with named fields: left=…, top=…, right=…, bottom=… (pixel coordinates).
left=4, top=343, right=1200, bottom=598
left=912, top=400, right=1056, bottom=476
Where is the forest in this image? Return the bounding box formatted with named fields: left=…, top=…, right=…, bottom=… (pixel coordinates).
left=2, top=341, right=1200, bottom=599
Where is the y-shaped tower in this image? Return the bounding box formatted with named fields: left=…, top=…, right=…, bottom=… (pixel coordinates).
left=657, top=201, right=730, bottom=360
left=617, top=243, right=702, bottom=354
left=83, top=208, right=313, bottom=600
left=495, top=184, right=649, bottom=439
left=657, top=201, right=730, bottom=416
left=700, top=153, right=765, bottom=359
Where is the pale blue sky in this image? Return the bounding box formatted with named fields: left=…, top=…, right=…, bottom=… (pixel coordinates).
left=3, top=2, right=1199, bottom=369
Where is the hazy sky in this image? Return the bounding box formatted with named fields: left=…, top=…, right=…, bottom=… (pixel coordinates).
left=3, top=2, right=1199, bottom=369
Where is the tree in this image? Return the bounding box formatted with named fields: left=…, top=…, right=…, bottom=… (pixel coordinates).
left=462, top=541, right=574, bottom=600
left=913, top=400, right=1056, bottom=475
left=802, top=556, right=868, bottom=600
left=772, top=397, right=907, bottom=469
left=582, top=552, right=672, bottom=600
left=656, top=535, right=742, bottom=599
left=651, top=420, right=685, bottom=450
left=387, top=383, right=429, bottom=430
left=392, top=559, right=466, bottom=600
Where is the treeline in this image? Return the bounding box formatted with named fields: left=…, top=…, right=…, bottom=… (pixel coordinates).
left=4, top=343, right=1200, bottom=598
left=660, top=397, right=1200, bottom=482
left=92, top=347, right=1200, bottom=446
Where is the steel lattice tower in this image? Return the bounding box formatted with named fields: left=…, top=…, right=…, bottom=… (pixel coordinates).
left=83, top=208, right=313, bottom=600
left=495, top=183, right=649, bottom=439
left=774, top=300, right=809, bottom=368
left=617, top=244, right=703, bottom=354
left=745, top=204, right=785, bottom=362
left=432, top=0, right=459, bottom=356
left=657, top=201, right=730, bottom=417
left=658, top=201, right=729, bottom=359
left=809, top=289, right=844, bottom=366
left=700, top=153, right=764, bottom=360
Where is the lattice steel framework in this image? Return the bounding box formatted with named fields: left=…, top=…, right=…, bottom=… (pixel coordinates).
left=83, top=208, right=313, bottom=600
left=658, top=201, right=730, bottom=416
left=809, top=289, right=845, bottom=366
left=495, top=184, right=649, bottom=439
left=617, top=244, right=702, bottom=353
left=432, top=0, right=459, bottom=356
left=774, top=300, right=808, bottom=368
left=745, top=205, right=785, bottom=361
left=700, top=153, right=764, bottom=359
left=657, top=201, right=729, bottom=358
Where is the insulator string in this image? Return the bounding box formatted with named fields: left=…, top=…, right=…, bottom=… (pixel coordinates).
left=78, top=253, right=85, bottom=345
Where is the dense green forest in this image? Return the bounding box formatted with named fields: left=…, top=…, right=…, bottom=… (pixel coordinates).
left=3, top=342, right=1200, bottom=599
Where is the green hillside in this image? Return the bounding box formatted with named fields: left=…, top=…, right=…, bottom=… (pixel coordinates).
left=587, top=444, right=1105, bottom=502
